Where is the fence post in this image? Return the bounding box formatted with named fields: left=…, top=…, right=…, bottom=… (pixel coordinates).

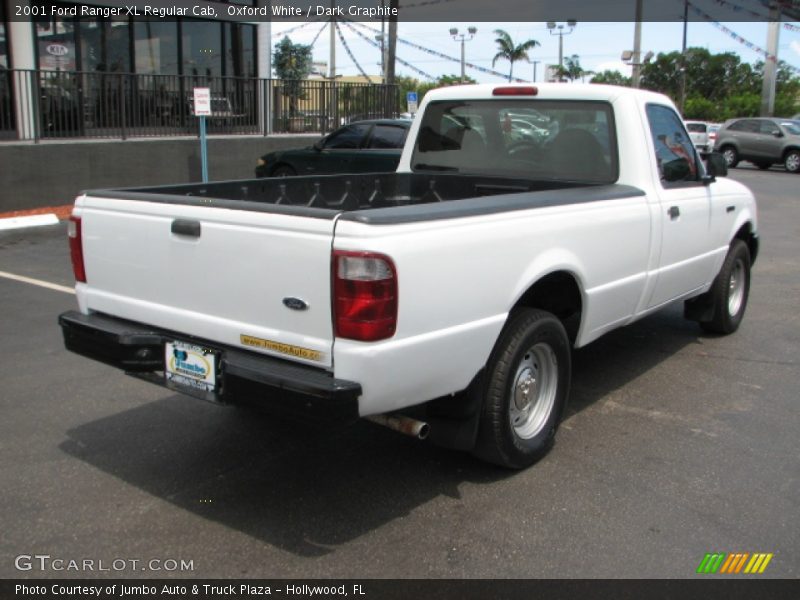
left=119, top=74, right=127, bottom=140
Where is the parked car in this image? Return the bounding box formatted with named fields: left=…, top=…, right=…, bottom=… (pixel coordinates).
left=255, top=119, right=411, bottom=177
left=714, top=117, right=800, bottom=172
left=685, top=121, right=713, bottom=154
left=707, top=123, right=721, bottom=148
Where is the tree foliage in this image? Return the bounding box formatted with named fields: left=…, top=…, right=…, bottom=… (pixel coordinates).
left=273, top=36, right=313, bottom=116
left=273, top=36, right=313, bottom=81
left=638, top=47, right=800, bottom=119
left=555, top=55, right=593, bottom=83
left=588, top=48, right=800, bottom=119
left=491, top=29, right=540, bottom=82
left=590, top=70, right=632, bottom=86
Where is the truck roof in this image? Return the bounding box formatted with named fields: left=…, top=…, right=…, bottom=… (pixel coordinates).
left=422, top=83, right=673, bottom=107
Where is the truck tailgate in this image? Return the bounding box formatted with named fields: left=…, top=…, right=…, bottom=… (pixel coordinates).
left=75, top=195, right=336, bottom=368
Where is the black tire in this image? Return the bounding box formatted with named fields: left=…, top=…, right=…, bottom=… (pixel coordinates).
left=472, top=308, right=571, bottom=469
left=783, top=149, right=800, bottom=174
left=720, top=145, right=739, bottom=168
left=271, top=164, right=297, bottom=177
left=754, top=161, right=771, bottom=170
left=700, top=239, right=751, bottom=335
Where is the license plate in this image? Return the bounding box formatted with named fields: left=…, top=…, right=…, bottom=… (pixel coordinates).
left=165, top=340, right=219, bottom=394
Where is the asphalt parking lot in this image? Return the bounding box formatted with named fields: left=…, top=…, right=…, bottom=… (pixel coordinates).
left=1, top=166, right=798, bottom=580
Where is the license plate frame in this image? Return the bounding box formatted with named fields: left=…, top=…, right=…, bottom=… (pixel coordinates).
left=164, top=340, right=220, bottom=398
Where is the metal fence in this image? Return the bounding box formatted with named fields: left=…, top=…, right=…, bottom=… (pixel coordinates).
left=0, top=69, right=400, bottom=142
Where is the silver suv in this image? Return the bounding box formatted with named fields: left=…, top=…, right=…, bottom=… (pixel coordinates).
left=715, top=117, right=800, bottom=173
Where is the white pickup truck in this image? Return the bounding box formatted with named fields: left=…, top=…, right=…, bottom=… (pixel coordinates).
left=59, top=84, right=758, bottom=469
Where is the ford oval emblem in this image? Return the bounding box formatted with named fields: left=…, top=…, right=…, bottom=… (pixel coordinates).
left=283, top=297, right=309, bottom=311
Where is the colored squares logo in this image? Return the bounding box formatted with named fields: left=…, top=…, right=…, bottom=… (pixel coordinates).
left=697, top=552, right=774, bottom=574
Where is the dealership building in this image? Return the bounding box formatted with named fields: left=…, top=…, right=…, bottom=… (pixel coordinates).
left=0, top=1, right=396, bottom=211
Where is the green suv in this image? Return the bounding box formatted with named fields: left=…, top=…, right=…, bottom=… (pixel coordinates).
left=715, top=117, right=800, bottom=173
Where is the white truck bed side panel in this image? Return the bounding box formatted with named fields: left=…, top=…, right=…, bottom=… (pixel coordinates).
left=333, top=194, right=651, bottom=415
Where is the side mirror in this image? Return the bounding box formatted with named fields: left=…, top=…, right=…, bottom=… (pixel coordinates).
left=662, top=157, right=691, bottom=182
left=706, top=152, right=728, bottom=178
left=313, top=139, right=324, bottom=151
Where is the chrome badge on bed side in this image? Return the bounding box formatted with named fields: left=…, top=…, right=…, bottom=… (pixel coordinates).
left=282, top=297, right=309, bottom=311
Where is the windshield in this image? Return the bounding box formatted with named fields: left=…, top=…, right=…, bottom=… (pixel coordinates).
left=686, top=123, right=707, bottom=133
left=412, top=99, right=617, bottom=183
left=780, top=121, right=800, bottom=135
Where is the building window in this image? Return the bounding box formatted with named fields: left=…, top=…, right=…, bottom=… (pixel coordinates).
left=0, top=1, right=8, bottom=69
left=134, top=21, right=179, bottom=75
left=35, top=7, right=77, bottom=71
left=225, top=22, right=256, bottom=78
left=31, top=4, right=256, bottom=80
left=182, top=19, right=222, bottom=80
left=79, top=16, right=131, bottom=72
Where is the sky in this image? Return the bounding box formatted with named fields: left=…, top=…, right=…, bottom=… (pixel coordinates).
left=270, top=20, right=800, bottom=83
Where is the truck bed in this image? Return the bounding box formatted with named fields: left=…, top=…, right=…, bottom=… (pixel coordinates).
left=86, top=173, right=640, bottom=223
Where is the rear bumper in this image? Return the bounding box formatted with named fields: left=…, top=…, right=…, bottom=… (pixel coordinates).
left=58, top=311, right=361, bottom=421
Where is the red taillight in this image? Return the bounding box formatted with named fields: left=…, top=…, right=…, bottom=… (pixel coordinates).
left=333, top=251, right=397, bottom=342
left=67, top=215, right=86, bottom=283
left=493, top=86, right=538, bottom=96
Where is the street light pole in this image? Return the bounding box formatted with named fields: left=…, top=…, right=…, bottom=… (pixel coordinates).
left=631, top=0, right=643, bottom=88
left=547, top=20, right=577, bottom=82
left=450, top=27, right=477, bottom=83
left=532, top=60, right=540, bottom=82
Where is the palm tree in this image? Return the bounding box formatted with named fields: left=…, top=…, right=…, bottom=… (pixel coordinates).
left=491, top=29, right=540, bottom=82
left=556, top=55, right=594, bottom=83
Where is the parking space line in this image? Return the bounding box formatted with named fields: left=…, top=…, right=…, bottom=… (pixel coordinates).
left=0, top=270, right=75, bottom=295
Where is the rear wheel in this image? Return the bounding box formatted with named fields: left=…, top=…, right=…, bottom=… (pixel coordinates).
left=721, top=145, right=739, bottom=168
left=700, top=240, right=751, bottom=335
left=784, top=150, right=800, bottom=174
left=271, top=165, right=297, bottom=177
left=473, top=309, right=571, bottom=469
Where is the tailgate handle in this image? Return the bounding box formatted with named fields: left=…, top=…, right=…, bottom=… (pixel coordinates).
left=171, top=219, right=201, bottom=237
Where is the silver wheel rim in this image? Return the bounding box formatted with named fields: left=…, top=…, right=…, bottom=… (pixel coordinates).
left=723, top=149, right=736, bottom=166
left=786, top=154, right=800, bottom=172
left=728, top=258, right=746, bottom=316
left=509, top=343, right=558, bottom=440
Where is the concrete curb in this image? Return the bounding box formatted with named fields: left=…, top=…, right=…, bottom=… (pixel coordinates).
left=0, top=213, right=60, bottom=231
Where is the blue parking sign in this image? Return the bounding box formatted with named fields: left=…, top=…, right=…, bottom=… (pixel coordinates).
left=407, top=92, right=418, bottom=103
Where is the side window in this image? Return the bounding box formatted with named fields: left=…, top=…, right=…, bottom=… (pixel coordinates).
left=741, top=120, right=760, bottom=133
left=367, top=125, right=408, bottom=149
left=323, top=124, right=371, bottom=149
left=728, top=119, right=758, bottom=133
left=646, top=104, right=700, bottom=186
left=759, top=121, right=779, bottom=136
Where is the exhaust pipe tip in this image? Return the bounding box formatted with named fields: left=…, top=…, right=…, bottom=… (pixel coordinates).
left=366, top=414, right=430, bottom=440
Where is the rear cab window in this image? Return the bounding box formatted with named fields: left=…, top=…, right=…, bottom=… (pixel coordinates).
left=411, top=99, right=618, bottom=183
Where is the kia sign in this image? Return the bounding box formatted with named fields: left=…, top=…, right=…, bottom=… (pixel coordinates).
left=46, top=44, right=69, bottom=57
left=38, top=41, right=75, bottom=70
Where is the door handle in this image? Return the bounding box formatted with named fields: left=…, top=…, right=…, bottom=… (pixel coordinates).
left=668, top=206, right=680, bottom=220
left=171, top=219, right=201, bottom=237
